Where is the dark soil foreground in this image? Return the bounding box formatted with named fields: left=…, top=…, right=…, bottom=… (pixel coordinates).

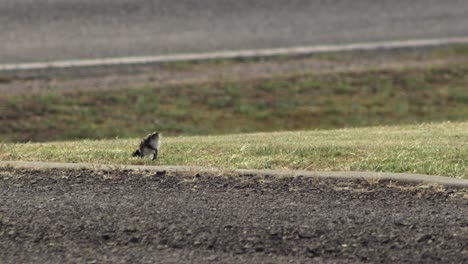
left=0, top=168, right=467, bottom=263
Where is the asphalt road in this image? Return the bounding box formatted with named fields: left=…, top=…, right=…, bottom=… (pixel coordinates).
left=1, top=168, right=467, bottom=263
left=1, top=0, right=468, bottom=63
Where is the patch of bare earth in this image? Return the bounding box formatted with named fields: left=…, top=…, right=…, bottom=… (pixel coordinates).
left=1, top=168, right=467, bottom=263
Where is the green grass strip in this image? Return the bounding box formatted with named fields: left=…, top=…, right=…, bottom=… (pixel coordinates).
left=1, top=122, right=467, bottom=179
left=2, top=63, right=468, bottom=142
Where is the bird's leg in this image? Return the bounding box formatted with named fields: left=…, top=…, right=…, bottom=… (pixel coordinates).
left=153, top=149, right=158, bottom=160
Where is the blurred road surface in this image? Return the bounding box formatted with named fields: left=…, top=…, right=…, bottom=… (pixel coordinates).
left=1, top=0, right=468, bottom=63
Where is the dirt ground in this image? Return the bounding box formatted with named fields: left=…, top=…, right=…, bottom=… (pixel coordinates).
left=0, top=168, right=467, bottom=263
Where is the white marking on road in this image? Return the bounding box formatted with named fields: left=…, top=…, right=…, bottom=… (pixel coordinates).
left=2, top=36, right=468, bottom=71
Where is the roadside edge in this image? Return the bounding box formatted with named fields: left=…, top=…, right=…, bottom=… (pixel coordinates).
left=1, top=161, right=467, bottom=188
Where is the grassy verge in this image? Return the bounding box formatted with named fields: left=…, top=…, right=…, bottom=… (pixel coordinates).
left=1, top=122, right=467, bottom=178
left=2, top=62, right=468, bottom=142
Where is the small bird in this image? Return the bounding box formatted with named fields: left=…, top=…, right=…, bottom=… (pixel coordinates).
left=132, top=132, right=161, bottom=160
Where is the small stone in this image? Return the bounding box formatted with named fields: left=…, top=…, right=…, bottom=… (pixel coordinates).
left=204, top=255, right=218, bottom=261
left=255, top=247, right=264, bottom=252
left=416, top=234, right=432, bottom=242
left=298, top=227, right=314, bottom=239
left=307, top=246, right=320, bottom=256
left=128, top=237, right=139, bottom=243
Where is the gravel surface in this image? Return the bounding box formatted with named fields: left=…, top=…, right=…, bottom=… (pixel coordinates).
left=2, top=0, right=468, bottom=63
left=1, top=168, right=467, bottom=263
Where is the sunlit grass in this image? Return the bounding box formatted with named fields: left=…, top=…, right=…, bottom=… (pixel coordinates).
left=1, top=122, right=467, bottom=179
